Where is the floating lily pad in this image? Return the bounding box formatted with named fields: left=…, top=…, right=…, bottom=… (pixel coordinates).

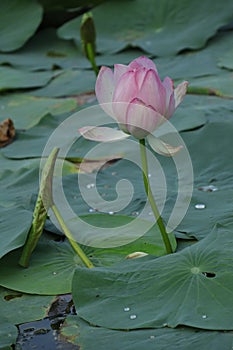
left=58, top=0, right=233, bottom=56
left=0, top=67, right=54, bottom=92
left=188, top=73, right=233, bottom=98
left=155, top=31, right=233, bottom=80
left=73, top=225, right=233, bottom=330
left=218, top=48, right=233, bottom=70
left=180, top=95, right=233, bottom=125
left=0, top=206, right=32, bottom=259
left=0, top=28, right=87, bottom=71
left=0, top=155, right=40, bottom=173
left=95, top=49, right=152, bottom=68
left=0, top=240, right=78, bottom=295
left=61, top=315, right=233, bottom=350
left=156, top=121, right=233, bottom=238
left=0, top=287, right=54, bottom=325
left=0, top=166, right=39, bottom=208
left=0, top=0, right=43, bottom=52
left=1, top=114, right=66, bottom=159
left=0, top=93, right=77, bottom=130
left=0, top=321, right=17, bottom=350
left=0, top=165, right=40, bottom=257
left=31, top=69, right=96, bottom=97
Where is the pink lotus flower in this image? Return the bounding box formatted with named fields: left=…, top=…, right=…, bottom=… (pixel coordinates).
left=79, top=56, right=188, bottom=156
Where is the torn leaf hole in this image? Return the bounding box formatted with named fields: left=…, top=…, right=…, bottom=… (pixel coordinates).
left=4, top=293, right=23, bottom=301
left=202, top=272, right=216, bottom=278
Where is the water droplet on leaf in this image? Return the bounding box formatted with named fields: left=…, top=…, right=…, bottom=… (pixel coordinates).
left=198, top=185, right=218, bottom=192
left=130, top=314, right=137, bottom=320
left=124, top=307, right=130, bottom=312
left=86, top=183, right=95, bottom=189
left=195, top=203, right=206, bottom=209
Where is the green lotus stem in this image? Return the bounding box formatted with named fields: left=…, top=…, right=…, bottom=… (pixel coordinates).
left=51, top=204, right=94, bottom=268
left=139, top=138, right=173, bottom=254
left=86, top=42, right=99, bottom=77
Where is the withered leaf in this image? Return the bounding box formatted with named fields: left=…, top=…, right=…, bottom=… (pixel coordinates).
left=0, top=118, right=15, bottom=147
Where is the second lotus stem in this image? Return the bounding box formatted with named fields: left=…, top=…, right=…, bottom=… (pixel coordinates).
left=51, top=204, right=94, bottom=269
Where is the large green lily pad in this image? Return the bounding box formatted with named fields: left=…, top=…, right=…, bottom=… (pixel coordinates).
left=218, top=48, right=233, bottom=70
left=61, top=315, right=233, bottom=350
left=58, top=0, right=233, bottom=56
left=0, top=322, right=17, bottom=350
left=0, top=287, right=54, bottom=325
left=0, top=93, right=77, bottom=130
left=0, top=28, right=87, bottom=71
left=0, top=165, right=38, bottom=258
left=0, top=0, right=43, bottom=52
left=31, top=69, right=96, bottom=97
left=0, top=240, right=78, bottom=295
left=0, top=66, right=54, bottom=91
left=172, top=121, right=233, bottom=238
left=188, top=73, right=233, bottom=98
left=73, top=225, right=233, bottom=330
left=0, top=206, right=32, bottom=259
left=155, top=31, right=233, bottom=80
left=0, top=155, right=40, bottom=173
left=1, top=113, right=70, bottom=159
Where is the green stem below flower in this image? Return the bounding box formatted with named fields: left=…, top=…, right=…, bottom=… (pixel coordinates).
left=139, top=138, right=173, bottom=254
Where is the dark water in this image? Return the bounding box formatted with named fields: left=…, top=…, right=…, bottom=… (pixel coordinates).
left=16, top=318, right=78, bottom=350
left=16, top=295, right=79, bottom=350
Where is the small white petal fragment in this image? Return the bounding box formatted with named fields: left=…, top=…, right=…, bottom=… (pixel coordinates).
left=147, top=134, right=182, bottom=157
left=126, top=251, right=148, bottom=259
left=79, top=126, right=129, bottom=142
